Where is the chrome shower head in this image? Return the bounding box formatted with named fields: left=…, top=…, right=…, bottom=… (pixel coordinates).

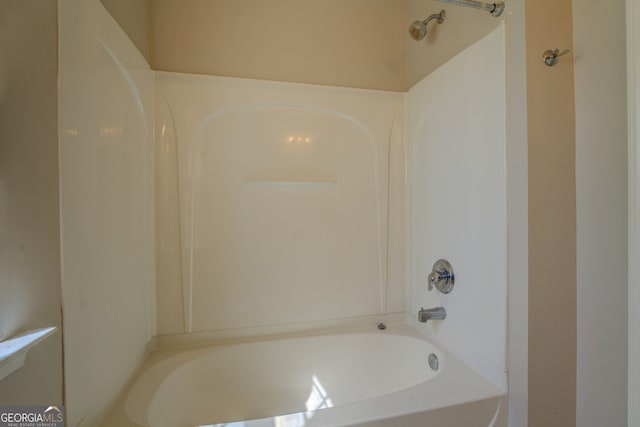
left=409, top=21, right=428, bottom=41
left=409, top=10, right=446, bottom=41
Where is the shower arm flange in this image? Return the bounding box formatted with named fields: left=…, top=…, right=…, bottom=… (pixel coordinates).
left=490, top=2, right=505, bottom=17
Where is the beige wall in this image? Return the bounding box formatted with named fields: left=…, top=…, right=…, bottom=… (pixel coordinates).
left=405, top=0, right=501, bottom=88
left=100, top=0, right=150, bottom=61
left=150, top=1, right=502, bottom=91
left=629, top=1, right=640, bottom=424
left=526, top=0, right=577, bottom=425
left=0, top=0, right=63, bottom=405
left=150, top=0, right=406, bottom=91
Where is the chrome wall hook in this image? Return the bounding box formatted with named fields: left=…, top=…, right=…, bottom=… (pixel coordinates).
left=543, top=48, right=571, bottom=67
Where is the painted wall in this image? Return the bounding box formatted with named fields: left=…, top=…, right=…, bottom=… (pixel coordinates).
left=405, top=0, right=501, bottom=88
left=525, top=0, right=577, bottom=425
left=100, top=0, right=150, bottom=61
left=628, top=1, right=640, bottom=424
left=149, top=0, right=406, bottom=91
left=59, top=1, right=155, bottom=425
left=0, top=0, right=63, bottom=406
left=150, top=1, right=504, bottom=92
left=155, top=73, right=405, bottom=335
left=406, top=27, right=507, bottom=390
left=574, top=1, right=628, bottom=426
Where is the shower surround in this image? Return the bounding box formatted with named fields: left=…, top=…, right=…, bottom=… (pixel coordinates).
left=60, top=1, right=508, bottom=425
left=154, top=72, right=406, bottom=335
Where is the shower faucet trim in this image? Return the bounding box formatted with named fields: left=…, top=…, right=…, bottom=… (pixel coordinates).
left=428, top=259, right=455, bottom=294
left=418, top=307, right=447, bottom=323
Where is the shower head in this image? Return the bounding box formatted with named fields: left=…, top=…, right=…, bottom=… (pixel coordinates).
left=409, top=21, right=428, bottom=41
left=409, top=10, right=446, bottom=41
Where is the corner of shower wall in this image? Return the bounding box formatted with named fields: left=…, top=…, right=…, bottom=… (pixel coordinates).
left=155, top=94, right=186, bottom=335
left=405, top=26, right=508, bottom=391
left=387, top=109, right=408, bottom=315
left=59, top=1, right=156, bottom=425
left=153, top=73, right=406, bottom=337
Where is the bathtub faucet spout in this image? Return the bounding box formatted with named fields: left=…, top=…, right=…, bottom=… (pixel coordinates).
left=418, top=307, right=446, bottom=323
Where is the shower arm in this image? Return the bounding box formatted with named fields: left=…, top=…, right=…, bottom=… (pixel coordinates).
left=436, top=0, right=505, bottom=17
left=423, top=12, right=446, bottom=26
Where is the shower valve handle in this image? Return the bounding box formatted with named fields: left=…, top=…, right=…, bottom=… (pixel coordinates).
left=427, top=259, right=455, bottom=294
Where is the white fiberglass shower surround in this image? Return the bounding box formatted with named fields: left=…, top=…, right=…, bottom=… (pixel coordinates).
left=59, top=1, right=509, bottom=426
left=155, top=73, right=405, bottom=333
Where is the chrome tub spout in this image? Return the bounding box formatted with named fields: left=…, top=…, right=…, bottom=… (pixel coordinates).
left=418, top=307, right=446, bottom=323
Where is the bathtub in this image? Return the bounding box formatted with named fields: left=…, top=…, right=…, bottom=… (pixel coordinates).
left=102, top=323, right=506, bottom=427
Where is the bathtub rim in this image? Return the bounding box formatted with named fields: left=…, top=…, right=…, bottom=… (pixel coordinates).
left=100, top=314, right=506, bottom=427
left=132, top=329, right=446, bottom=426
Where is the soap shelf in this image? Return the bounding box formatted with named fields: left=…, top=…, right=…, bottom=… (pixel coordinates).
left=0, top=327, right=57, bottom=381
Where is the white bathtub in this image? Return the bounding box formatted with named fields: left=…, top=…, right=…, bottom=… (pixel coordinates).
left=102, top=323, right=506, bottom=427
